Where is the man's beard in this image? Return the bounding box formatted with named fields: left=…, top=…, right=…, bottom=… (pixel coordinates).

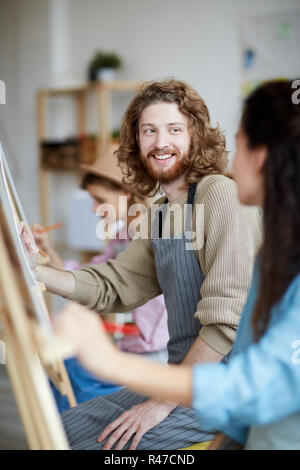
left=140, top=147, right=189, bottom=184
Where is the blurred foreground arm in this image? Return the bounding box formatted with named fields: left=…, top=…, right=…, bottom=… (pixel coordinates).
left=54, top=303, right=193, bottom=407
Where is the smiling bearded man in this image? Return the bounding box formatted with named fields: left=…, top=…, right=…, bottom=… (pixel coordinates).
left=138, top=102, right=190, bottom=185
left=22, top=79, right=262, bottom=450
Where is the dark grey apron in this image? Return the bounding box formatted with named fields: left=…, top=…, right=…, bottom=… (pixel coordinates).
left=151, top=183, right=205, bottom=364
left=62, top=184, right=217, bottom=450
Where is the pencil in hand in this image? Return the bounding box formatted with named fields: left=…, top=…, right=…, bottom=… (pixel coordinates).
left=39, top=249, right=48, bottom=258
left=33, top=223, right=63, bottom=257
left=37, top=222, right=64, bottom=233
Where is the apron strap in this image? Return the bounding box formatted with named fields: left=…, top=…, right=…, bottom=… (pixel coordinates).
left=187, top=182, right=197, bottom=206
left=185, top=183, right=197, bottom=233
left=158, top=183, right=197, bottom=238
left=158, top=209, right=164, bottom=239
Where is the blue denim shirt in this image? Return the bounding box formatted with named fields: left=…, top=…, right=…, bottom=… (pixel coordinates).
left=192, top=258, right=300, bottom=446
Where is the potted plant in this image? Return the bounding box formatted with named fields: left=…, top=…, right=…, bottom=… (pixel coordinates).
left=111, top=129, right=120, bottom=144
left=88, top=50, right=122, bottom=82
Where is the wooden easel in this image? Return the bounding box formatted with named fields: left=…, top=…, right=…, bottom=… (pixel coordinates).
left=0, top=143, right=76, bottom=449
left=0, top=225, right=70, bottom=449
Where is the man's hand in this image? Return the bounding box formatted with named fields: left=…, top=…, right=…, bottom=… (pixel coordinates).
left=31, top=223, right=52, bottom=252
left=31, top=223, right=65, bottom=269
left=98, top=398, right=176, bottom=450
left=18, top=221, right=39, bottom=268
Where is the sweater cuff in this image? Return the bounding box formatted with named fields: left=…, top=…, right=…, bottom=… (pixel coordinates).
left=199, top=325, right=233, bottom=356
left=66, top=269, right=103, bottom=309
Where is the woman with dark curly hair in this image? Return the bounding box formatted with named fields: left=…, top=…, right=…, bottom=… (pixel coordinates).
left=55, top=79, right=300, bottom=450
left=21, top=79, right=261, bottom=450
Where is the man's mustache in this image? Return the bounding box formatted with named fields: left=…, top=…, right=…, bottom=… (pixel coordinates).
left=146, top=147, right=180, bottom=158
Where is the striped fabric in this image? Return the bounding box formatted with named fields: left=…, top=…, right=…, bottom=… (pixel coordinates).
left=62, top=388, right=215, bottom=450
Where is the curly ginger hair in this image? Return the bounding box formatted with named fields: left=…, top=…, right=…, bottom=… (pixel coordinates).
left=115, top=79, right=228, bottom=196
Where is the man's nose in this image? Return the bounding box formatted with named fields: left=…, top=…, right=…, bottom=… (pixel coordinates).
left=154, top=130, right=170, bottom=149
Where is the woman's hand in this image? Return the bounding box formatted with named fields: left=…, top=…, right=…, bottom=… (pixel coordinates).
left=53, top=302, right=119, bottom=381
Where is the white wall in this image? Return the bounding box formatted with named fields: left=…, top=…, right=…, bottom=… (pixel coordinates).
left=66, top=0, right=300, bottom=151
left=1, top=0, right=300, bottom=220
left=0, top=0, right=51, bottom=220
left=0, top=0, right=21, bottom=182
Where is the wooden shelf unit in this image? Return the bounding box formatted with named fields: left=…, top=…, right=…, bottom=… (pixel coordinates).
left=36, top=80, right=143, bottom=227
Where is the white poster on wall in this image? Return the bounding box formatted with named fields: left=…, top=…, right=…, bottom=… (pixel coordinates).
left=240, top=8, right=300, bottom=96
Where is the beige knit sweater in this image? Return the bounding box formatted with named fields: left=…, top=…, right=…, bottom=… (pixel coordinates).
left=67, top=175, right=262, bottom=355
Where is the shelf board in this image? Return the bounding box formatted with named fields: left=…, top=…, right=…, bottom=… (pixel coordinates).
left=40, top=166, right=79, bottom=172
left=38, top=80, right=144, bottom=96
left=97, top=80, right=143, bottom=91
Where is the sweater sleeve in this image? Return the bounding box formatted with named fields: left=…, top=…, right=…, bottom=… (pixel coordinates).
left=66, top=211, right=162, bottom=313
left=194, top=176, right=262, bottom=355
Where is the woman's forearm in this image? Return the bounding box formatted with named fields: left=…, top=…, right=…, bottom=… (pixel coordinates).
left=105, top=350, right=193, bottom=407
left=53, top=303, right=193, bottom=406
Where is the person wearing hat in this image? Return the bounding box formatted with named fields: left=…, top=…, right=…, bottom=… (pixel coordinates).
left=32, top=143, right=169, bottom=412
